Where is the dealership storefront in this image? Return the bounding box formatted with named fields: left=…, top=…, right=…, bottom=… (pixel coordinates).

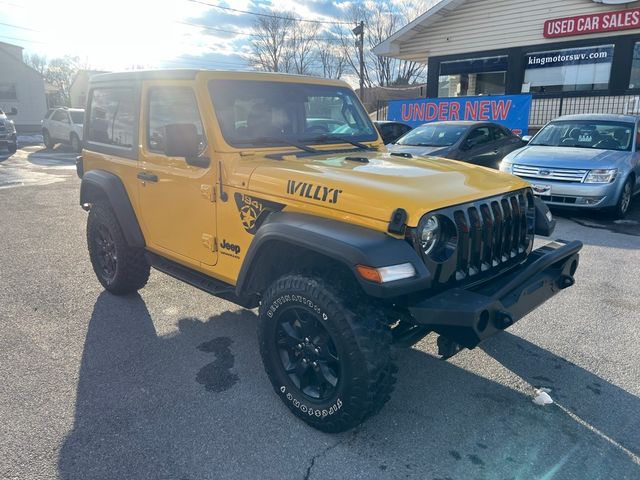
left=374, top=0, right=640, bottom=128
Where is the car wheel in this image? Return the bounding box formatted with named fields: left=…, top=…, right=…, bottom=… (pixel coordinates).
left=70, top=133, right=81, bottom=153
left=7, top=142, right=17, bottom=154
left=43, top=130, right=54, bottom=150
left=87, top=203, right=150, bottom=294
left=258, top=274, right=396, bottom=432
left=610, top=177, right=634, bottom=219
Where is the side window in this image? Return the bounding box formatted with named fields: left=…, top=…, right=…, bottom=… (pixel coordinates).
left=88, top=88, right=136, bottom=148
left=148, top=87, right=205, bottom=154
left=51, top=110, right=68, bottom=122
left=466, top=126, right=492, bottom=148
left=492, top=126, right=509, bottom=141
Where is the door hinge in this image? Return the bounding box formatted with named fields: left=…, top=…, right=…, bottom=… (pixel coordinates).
left=202, top=234, right=217, bottom=252
left=200, top=184, right=215, bottom=202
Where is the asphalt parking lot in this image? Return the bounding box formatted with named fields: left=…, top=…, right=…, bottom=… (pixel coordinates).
left=1, top=146, right=639, bottom=480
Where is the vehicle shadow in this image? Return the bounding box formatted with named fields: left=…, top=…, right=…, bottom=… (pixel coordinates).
left=58, top=293, right=640, bottom=480
left=26, top=146, right=77, bottom=167
left=550, top=200, right=640, bottom=237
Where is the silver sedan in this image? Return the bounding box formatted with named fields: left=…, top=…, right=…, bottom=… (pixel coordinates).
left=500, top=114, right=640, bottom=218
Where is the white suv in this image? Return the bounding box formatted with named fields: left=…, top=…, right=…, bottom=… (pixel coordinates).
left=42, top=107, right=84, bottom=152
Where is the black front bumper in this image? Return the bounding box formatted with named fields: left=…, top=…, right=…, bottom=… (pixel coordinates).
left=408, top=240, right=582, bottom=349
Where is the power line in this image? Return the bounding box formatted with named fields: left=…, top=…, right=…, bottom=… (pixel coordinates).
left=185, top=0, right=352, bottom=25
left=0, top=33, right=46, bottom=44
left=0, top=21, right=40, bottom=32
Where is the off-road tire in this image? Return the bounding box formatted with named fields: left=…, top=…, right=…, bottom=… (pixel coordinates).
left=7, top=142, right=17, bottom=154
left=258, top=274, right=396, bottom=433
left=609, top=176, right=634, bottom=219
left=70, top=133, right=81, bottom=153
left=43, top=130, right=54, bottom=150
left=87, top=203, right=150, bottom=294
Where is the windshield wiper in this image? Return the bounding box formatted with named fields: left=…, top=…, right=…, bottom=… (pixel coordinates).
left=310, top=134, right=375, bottom=151
left=249, top=137, right=319, bottom=153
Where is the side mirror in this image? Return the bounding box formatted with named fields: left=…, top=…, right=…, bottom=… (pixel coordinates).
left=461, top=139, right=473, bottom=150
left=7, top=107, right=17, bottom=116
left=521, top=135, right=532, bottom=144
left=164, top=123, right=209, bottom=168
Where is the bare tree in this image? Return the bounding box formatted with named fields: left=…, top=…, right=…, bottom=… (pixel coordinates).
left=318, top=46, right=347, bottom=79
left=45, top=56, right=80, bottom=106
left=336, top=0, right=430, bottom=87
left=288, top=22, right=317, bottom=75
left=23, top=53, right=48, bottom=75
left=248, top=13, right=294, bottom=72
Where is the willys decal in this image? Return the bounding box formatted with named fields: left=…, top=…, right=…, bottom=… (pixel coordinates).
left=286, top=180, right=342, bottom=204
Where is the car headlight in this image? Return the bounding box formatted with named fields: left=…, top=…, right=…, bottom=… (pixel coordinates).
left=6, top=120, right=15, bottom=133
left=420, top=216, right=440, bottom=255
left=584, top=169, right=617, bottom=183
left=500, top=161, right=513, bottom=173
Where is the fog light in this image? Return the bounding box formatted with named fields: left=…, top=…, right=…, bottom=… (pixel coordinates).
left=356, top=263, right=416, bottom=283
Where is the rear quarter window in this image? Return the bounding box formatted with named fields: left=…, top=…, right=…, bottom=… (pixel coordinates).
left=87, top=88, right=136, bottom=148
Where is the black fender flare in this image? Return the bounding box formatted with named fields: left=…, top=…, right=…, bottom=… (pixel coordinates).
left=80, top=169, right=145, bottom=248
left=235, top=212, right=431, bottom=298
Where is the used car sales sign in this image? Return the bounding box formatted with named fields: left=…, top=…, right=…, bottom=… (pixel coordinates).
left=544, top=8, right=640, bottom=38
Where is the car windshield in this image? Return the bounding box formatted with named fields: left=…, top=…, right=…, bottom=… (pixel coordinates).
left=530, top=120, right=634, bottom=151
left=208, top=80, right=377, bottom=148
left=70, top=111, right=84, bottom=124
left=395, top=123, right=467, bottom=147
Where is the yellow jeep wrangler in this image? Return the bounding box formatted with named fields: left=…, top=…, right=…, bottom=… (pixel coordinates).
left=77, top=70, right=581, bottom=432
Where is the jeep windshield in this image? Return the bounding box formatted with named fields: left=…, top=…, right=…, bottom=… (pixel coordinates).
left=209, top=80, right=378, bottom=149
left=530, top=120, right=634, bottom=151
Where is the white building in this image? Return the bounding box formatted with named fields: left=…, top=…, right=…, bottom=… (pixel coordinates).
left=374, top=0, right=640, bottom=128
left=0, top=41, right=47, bottom=133
left=69, top=70, right=107, bottom=108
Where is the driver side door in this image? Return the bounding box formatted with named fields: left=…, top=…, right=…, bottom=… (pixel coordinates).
left=137, top=83, right=217, bottom=267
left=460, top=125, right=500, bottom=168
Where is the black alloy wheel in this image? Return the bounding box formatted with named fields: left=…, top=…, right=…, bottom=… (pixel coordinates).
left=275, top=305, right=341, bottom=401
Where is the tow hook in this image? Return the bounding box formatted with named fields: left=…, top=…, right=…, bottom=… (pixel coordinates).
left=437, top=335, right=464, bottom=359
left=495, top=311, right=513, bottom=329
left=559, top=275, right=575, bottom=289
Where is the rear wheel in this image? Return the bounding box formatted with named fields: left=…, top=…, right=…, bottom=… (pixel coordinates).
left=87, top=203, right=150, bottom=294
left=258, top=274, right=396, bottom=432
left=609, top=177, right=634, bottom=219
left=43, top=130, right=54, bottom=150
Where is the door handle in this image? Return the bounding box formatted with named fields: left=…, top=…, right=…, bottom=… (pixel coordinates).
left=137, top=172, right=158, bottom=183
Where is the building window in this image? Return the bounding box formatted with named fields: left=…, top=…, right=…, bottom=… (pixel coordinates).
left=438, top=56, right=507, bottom=97
left=0, top=83, right=17, bottom=100
left=88, top=88, right=136, bottom=148
left=629, top=42, right=640, bottom=89
left=524, top=45, right=613, bottom=94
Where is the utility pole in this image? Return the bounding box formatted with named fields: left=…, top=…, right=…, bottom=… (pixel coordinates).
left=352, top=21, right=364, bottom=100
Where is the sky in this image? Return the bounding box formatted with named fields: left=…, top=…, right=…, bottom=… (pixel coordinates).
left=0, top=0, right=376, bottom=73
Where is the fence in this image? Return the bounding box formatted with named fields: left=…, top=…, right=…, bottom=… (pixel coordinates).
left=374, top=93, right=640, bottom=132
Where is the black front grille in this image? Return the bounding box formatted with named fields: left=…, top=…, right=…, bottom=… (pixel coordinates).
left=413, top=189, right=535, bottom=287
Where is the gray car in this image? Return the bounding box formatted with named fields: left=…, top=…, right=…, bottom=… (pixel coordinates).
left=500, top=114, right=640, bottom=218
left=387, top=121, right=525, bottom=169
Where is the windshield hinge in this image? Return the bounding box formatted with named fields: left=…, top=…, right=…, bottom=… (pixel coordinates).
left=201, top=184, right=215, bottom=202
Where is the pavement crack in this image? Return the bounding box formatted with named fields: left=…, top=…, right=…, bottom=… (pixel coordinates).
left=303, top=432, right=354, bottom=480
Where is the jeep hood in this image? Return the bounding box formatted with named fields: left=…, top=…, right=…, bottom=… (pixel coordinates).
left=247, top=151, right=528, bottom=227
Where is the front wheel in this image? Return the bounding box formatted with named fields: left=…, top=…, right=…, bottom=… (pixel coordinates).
left=609, top=177, right=634, bottom=219
left=258, top=274, right=396, bottom=432
left=7, top=142, right=17, bottom=154
left=70, top=133, right=81, bottom=153
left=87, top=203, right=150, bottom=294
left=43, top=130, right=54, bottom=150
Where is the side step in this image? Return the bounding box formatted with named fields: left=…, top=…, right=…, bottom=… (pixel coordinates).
left=147, top=252, right=233, bottom=295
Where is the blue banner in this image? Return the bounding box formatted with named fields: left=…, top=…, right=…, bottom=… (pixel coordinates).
left=388, top=94, right=532, bottom=136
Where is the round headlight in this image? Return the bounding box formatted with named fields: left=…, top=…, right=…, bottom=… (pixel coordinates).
left=420, top=215, right=440, bottom=255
